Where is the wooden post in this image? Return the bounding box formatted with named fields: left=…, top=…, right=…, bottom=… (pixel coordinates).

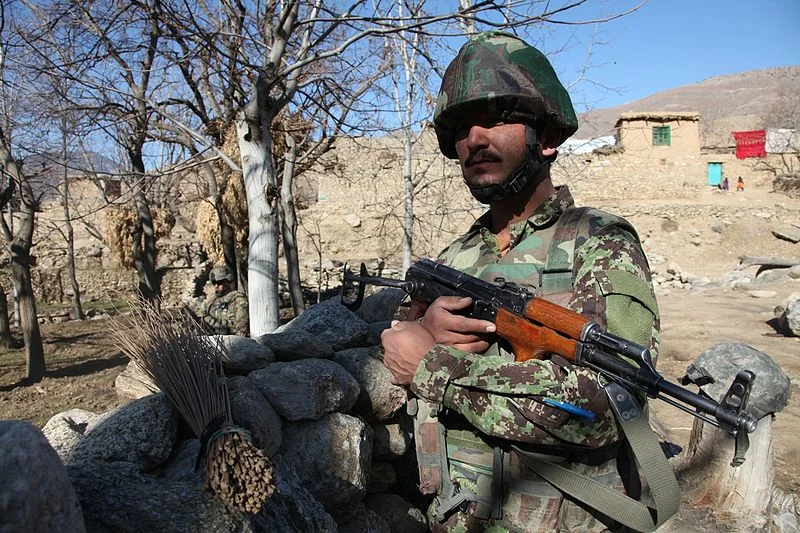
left=676, top=415, right=775, bottom=530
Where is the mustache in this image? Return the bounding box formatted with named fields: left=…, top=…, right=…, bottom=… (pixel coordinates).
left=464, top=149, right=501, bottom=167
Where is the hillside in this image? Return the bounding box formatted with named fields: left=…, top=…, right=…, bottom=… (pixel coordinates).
left=575, top=66, right=800, bottom=148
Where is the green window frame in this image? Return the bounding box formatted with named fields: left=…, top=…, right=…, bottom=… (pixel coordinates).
left=652, top=125, right=671, bottom=146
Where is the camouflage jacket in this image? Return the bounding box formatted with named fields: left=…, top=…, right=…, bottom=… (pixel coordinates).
left=203, top=290, right=249, bottom=337
left=409, top=186, right=660, bottom=531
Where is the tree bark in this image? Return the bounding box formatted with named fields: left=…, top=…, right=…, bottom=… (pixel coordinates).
left=61, top=129, right=84, bottom=320
left=11, top=244, right=45, bottom=381
left=129, top=151, right=161, bottom=303
left=402, top=131, right=414, bottom=274
left=237, top=73, right=281, bottom=335
left=0, top=128, right=45, bottom=380
left=280, top=135, right=305, bottom=317
left=0, top=285, right=12, bottom=348
left=676, top=415, right=776, bottom=531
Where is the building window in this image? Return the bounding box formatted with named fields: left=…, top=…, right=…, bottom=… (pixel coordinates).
left=653, top=126, right=671, bottom=146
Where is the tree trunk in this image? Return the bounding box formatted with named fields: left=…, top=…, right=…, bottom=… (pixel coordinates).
left=237, top=75, right=281, bottom=335
left=0, top=130, right=45, bottom=380
left=129, top=152, right=161, bottom=303
left=61, top=137, right=84, bottom=320
left=0, top=285, right=12, bottom=348
left=402, top=131, right=414, bottom=274
left=215, top=168, right=240, bottom=292
left=280, top=135, right=305, bottom=317
left=11, top=247, right=45, bottom=381
left=220, top=211, right=239, bottom=289
left=676, top=415, right=776, bottom=531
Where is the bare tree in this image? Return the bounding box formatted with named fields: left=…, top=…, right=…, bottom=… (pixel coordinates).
left=234, top=1, right=492, bottom=334
left=24, top=0, right=170, bottom=303
left=58, top=116, right=85, bottom=319
left=0, top=2, right=45, bottom=380
left=0, top=127, right=45, bottom=380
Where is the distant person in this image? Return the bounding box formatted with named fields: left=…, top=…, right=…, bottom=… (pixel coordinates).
left=722, top=177, right=729, bottom=191
left=202, top=265, right=249, bottom=336
left=737, top=176, right=744, bottom=192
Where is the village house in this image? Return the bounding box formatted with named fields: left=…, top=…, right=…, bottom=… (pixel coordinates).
left=615, top=111, right=702, bottom=156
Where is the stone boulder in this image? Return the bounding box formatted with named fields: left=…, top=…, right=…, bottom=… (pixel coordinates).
left=68, top=460, right=248, bottom=532
left=115, top=361, right=159, bottom=400
left=227, top=375, right=283, bottom=456
left=213, top=335, right=276, bottom=373
left=279, top=413, right=373, bottom=522
left=0, top=421, right=86, bottom=533
left=775, top=293, right=800, bottom=337
left=276, top=297, right=371, bottom=350
left=255, top=329, right=334, bottom=362
left=248, top=359, right=360, bottom=421
left=332, top=347, right=407, bottom=421
left=54, top=393, right=179, bottom=469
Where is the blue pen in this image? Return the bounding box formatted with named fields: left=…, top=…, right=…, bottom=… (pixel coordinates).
left=542, top=398, right=596, bottom=422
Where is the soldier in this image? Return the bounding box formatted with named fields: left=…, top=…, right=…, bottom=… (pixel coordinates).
left=202, top=265, right=249, bottom=337
left=381, top=32, right=665, bottom=532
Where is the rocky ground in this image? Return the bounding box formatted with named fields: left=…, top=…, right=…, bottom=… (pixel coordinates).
left=1, top=186, right=799, bottom=499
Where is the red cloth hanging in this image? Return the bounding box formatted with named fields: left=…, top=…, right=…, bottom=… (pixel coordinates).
left=732, top=130, right=766, bottom=159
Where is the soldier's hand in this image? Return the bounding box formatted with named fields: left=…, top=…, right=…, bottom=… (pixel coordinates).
left=381, top=320, right=435, bottom=386
left=421, top=296, right=495, bottom=353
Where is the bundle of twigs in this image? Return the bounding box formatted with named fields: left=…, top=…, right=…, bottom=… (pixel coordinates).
left=114, top=301, right=274, bottom=513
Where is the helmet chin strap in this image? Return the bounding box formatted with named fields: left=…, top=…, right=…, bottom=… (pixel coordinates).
left=467, top=125, right=556, bottom=204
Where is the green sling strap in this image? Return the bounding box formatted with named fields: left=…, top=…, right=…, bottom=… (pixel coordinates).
left=514, top=382, right=680, bottom=532
left=539, top=205, right=591, bottom=295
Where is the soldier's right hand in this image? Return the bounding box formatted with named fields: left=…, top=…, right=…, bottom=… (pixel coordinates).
left=421, top=296, right=496, bottom=353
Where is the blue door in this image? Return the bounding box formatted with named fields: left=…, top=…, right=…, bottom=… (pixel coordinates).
left=707, top=162, right=722, bottom=186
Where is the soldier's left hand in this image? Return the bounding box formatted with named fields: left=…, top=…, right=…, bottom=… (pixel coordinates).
left=381, top=320, right=435, bottom=386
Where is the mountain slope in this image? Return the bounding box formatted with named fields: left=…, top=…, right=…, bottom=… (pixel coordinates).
left=575, top=66, right=800, bottom=147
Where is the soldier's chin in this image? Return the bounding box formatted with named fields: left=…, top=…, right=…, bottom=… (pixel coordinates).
left=463, top=174, right=503, bottom=187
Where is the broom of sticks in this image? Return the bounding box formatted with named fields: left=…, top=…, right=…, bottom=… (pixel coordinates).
left=113, top=302, right=275, bottom=513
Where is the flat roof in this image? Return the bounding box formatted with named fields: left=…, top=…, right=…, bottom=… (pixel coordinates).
left=615, top=111, right=700, bottom=126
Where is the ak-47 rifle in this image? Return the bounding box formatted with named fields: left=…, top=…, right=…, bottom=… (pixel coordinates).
left=341, top=259, right=758, bottom=439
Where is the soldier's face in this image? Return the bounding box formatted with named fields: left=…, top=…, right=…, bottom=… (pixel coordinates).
left=453, top=114, right=527, bottom=188
left=213, top=281, right=229, bottom=294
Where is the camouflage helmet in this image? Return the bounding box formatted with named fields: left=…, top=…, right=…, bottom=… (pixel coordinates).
left=682, top=342, right=790, bottom=421
left=209, top=265, right=234, bottom=283
left=434, top=31, right=579, bottom=159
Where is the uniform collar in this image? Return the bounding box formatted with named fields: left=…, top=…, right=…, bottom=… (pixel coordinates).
left=471, top=185, right=575, bottom=253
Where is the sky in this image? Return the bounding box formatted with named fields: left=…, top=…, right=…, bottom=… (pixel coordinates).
left=540, top=0, right=800, bottom=112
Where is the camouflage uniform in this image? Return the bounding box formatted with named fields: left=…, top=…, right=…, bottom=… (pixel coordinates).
left=203, top=289, right=249, bottom=337
left=409, top=31, right=661, bottom=533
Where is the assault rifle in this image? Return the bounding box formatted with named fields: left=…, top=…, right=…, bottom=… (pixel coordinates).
left=341, top=259, right=758, bottom=439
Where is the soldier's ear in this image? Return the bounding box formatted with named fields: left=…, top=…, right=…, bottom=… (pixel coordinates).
left=537, top=126, right=559, bottom=151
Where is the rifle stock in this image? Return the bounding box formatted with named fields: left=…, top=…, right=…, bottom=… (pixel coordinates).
left=495, top=308, right=580, bottom=362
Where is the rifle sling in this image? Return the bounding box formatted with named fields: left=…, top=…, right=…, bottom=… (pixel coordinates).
left=513, top=382, right=680, bottom=532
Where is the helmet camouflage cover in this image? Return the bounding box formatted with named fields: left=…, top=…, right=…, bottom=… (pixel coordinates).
left=209, top=265, right=234, bottom=283
left=434, top=31, right=578, bottom=158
